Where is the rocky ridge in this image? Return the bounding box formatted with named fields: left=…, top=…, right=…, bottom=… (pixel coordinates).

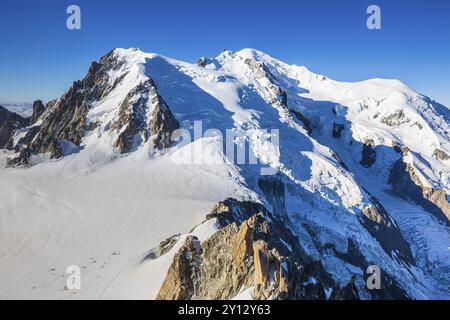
left=112, top=78, right=179, bottom=153
left=156, top=198, right=409, bottom=300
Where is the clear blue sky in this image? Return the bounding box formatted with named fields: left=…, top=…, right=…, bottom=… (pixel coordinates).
left=1, top=0, right=449, bottom=106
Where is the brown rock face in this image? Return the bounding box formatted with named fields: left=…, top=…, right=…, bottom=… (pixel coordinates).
left=279, top=265, right=288, bottom=293
left=157, top=221, right=251, bottom=300
left=157, top=215, right=260, bottom=300
left=156, top=236, right=202, bottom=300
left=389, top=158, right=450, bottom=225
left=360, top=139, right=376, bottom=168
left=362, top=206, right=383, bottom=224
left=433, top=149, right=450, bottom=161
left=231, top=220, right=254, bottom=269
left=381, top=109, right=410, bottom=127
left=244, top=58, right=288, bottom=108
left=252, top=240, right=270, bottom=286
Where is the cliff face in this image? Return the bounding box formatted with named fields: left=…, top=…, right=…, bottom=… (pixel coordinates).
left=157, top=204, right=336, bottom=300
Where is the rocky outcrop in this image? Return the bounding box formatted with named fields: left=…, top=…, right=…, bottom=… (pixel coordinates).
left=30, top=100, right=45, bottom=124
left=113, top=78, right=179, bottom=153
left=0, top=105, right=29, bottom=149
left=381, top=109, right=410, bottom=127
left=197, top=57, right=207, bottom=67
left=157, top=199, right=367, bottom=300
left=252, top=240, right=270, bottom=285
left=231, top=219, right=254, bottom=268
left=433, top=148, right=450, bottom=161
left=389, top=159, right=450, bottom=225
left=205, top=198, right=267, bottom=227
left=244, top=59, right=287, bottom=108
left=156, top=235, right=202, bottom=300
left=326, top=238, right=410, bottom=300
left=411, top=121, right=423, bottom=130
left=148, top=82, right=180, bottom=150
left=360, top=139, right=376, bottom=168
left=391, top=140, right=403, bottom=154
left=156, top=194, right=414, bottom=300
left=5, top=125, right=40, bottom=154
left=143, top=234, right=180, bottom=261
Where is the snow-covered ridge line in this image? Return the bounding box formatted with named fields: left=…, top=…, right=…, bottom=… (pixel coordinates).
left=0, top=46, right=449, bottom=300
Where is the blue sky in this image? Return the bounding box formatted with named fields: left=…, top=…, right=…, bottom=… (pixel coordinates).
left=0, top=0, right=449, bottom=106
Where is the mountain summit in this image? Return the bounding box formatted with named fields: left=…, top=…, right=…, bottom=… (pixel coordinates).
left=0, top=48, right=449, bottom=299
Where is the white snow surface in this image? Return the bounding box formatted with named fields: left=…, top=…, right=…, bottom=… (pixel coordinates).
left=0, top=47, right=449, bottom=299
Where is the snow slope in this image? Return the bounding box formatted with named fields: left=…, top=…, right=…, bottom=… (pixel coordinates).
left=0, top=48, right=449, bottom=299
left=0, top=140, right=255, bottom=299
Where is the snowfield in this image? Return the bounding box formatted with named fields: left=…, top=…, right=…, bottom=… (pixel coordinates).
left=0, top=142, right=255, bottom=299
left=0, top=48, right=449, bottom=299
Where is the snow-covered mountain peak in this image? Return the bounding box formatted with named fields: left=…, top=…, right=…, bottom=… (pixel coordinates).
left=1, top=47, right=449, bottom=300
left=214, top=48, right=421, bottom=107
